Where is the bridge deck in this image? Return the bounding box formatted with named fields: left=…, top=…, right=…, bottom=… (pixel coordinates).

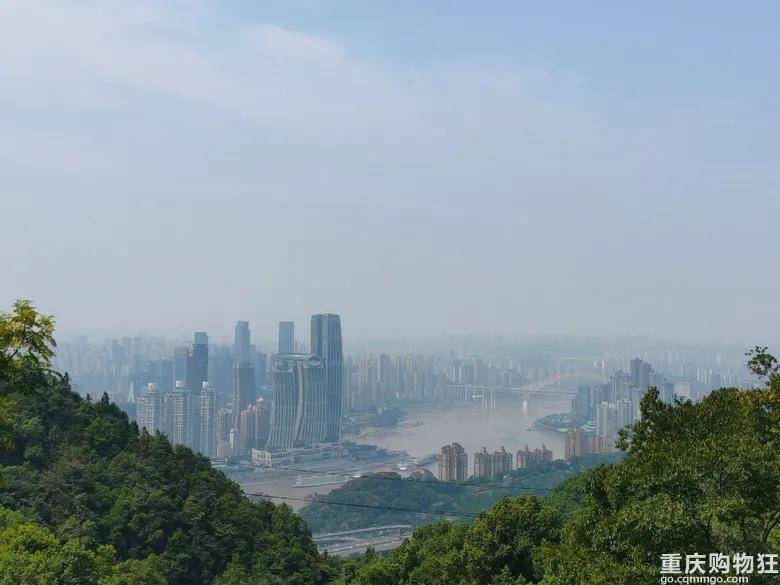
left=313, top=524, right=412, bottom=540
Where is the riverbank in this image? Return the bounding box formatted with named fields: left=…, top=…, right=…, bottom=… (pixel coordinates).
left=233, top=393, right=571, bottom=510
left=533, top=412, right=586, bottom=434
left=345, top=395, right=571, bottom=464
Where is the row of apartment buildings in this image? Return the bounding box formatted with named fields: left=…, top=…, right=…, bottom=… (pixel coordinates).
left=436, top=442, right=554, bottom=481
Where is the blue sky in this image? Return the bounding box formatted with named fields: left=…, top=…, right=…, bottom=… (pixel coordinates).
left=1, top=1, right=779, bottom=345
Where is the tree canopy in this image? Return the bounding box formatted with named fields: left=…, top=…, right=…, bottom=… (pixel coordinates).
left=0, top=299, right=56, bottom=388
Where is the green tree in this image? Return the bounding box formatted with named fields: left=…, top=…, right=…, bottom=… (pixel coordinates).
left=0, top=300, right=55, bottom=452
left=542, top=365, right=780, bottom=583
left=746, top=345, right=780, bottom=381
left=336, top=497, right=558, bottom=584
left=0, top=506, right=113, bottom=585
left=0, top=299, right=56, bottom=388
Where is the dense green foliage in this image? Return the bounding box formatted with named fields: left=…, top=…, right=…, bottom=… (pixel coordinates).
left=301, top=457, right=619, bottom=535
left=303, top=472, right=470, bottom=533
left=337, top=496, right=561, bottom=585
left=0, top=301, right=332, bottom=584
left=0, top=300, right=56, bottom=392
left=336, top=358, right=780, bottom=584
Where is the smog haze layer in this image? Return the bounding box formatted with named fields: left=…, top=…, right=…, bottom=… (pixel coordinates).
left=2, top=1, right=779, bottom=345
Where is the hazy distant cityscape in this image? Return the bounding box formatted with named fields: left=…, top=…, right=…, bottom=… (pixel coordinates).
left=53, top=314, right=756, bottom=503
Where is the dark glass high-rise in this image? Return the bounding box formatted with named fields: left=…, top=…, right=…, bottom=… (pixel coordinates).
left=186, top=331, right=209, bottom=449
left=310, top=313, right=343, bottom=442
left=278, top=321, right=294, bottom=354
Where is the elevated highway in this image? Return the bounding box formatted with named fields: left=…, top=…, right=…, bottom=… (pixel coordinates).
left=313, top=524, right=414, bottom=556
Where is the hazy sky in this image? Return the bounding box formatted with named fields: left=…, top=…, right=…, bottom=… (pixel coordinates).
left=2, top=1, right=779, bottom=346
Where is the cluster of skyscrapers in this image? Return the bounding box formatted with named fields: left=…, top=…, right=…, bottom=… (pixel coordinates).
left=563, top=356, right=741, bottom=462
left=137, top=379, right=219, bottom=454
left=137, top=314, right=344, bottom=461
left=569, top=357, right=667, bottom=443
left=137, top=332, right=217, bottom=454
left=436, top=442, right=554, bottom=481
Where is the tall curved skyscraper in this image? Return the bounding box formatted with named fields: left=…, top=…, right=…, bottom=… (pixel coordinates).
left=267, top=354, right=326, bottom=449
left=310, top=313, right=343, bottom=442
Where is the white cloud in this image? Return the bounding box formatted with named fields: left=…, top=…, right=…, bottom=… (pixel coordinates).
left=0, top=0, right=569, bottom=136
left=0, top=0, right=232, bottom=109
left=0, top=1, right=422, bottom=137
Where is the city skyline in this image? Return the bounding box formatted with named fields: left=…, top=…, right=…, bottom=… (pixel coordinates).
left=61, top=314, right=751, bottom=429
left=133, top=311, right=345, bottom=463
left=47, top=321, right=761, bottom=356
left=13, top=304, right=780, bottom=349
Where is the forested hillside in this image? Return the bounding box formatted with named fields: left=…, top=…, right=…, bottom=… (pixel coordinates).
left=0, top=301, right=333, bottom=584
